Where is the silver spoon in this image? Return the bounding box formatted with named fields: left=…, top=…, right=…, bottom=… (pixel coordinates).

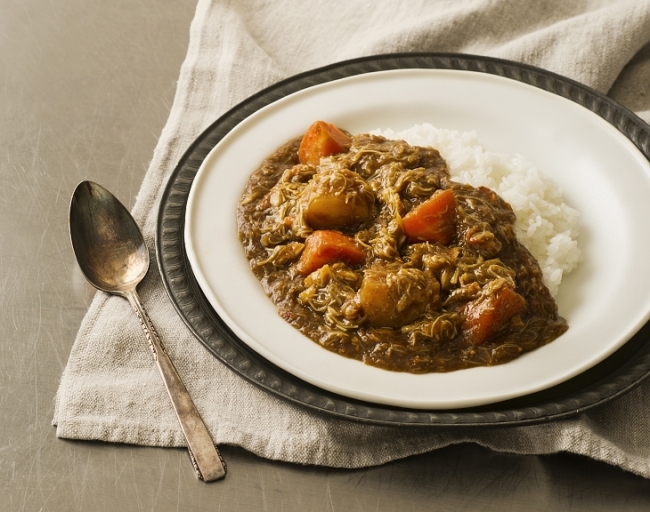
left=69, top=180, right=226, bottom=482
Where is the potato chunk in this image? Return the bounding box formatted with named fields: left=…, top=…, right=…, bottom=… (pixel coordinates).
left=301, top=168, right=375, bottom=229
left=359, top=264, right=436, bottom=328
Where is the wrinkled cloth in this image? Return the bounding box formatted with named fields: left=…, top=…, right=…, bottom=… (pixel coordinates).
left=54, top=0, right=650, bottom=478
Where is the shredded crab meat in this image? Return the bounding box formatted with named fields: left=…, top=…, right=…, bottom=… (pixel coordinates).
left=237, top=129, right=569, bottom=374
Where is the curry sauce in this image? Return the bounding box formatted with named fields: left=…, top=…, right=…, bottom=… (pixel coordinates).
left=237, top=124, right=567, bottom=373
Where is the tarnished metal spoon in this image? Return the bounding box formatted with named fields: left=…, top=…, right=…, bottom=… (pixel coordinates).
left=69, top=180, right=226, bottom=482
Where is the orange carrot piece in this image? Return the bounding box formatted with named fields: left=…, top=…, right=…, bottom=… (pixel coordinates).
left=295, top=230, right=365, bottom=275
left=402, top=188, right=457, bottom=245
left=461, top=287, right=526, bottom=345
left=298, top=121, right=351, bottom=166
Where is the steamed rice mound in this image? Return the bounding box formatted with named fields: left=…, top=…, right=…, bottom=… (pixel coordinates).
left=374, top=123, right=582, bottom=296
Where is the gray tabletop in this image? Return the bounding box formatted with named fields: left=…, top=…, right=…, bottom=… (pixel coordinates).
left=3, top=0, right=650, bottom=510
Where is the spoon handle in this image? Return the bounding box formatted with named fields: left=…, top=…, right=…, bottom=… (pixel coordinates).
left=125, top=289, right=227, bottom=482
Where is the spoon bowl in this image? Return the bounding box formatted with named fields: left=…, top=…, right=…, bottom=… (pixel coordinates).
left=69, top=180, right=226, bottom=482
left=70, top=181, right=149, bottom=294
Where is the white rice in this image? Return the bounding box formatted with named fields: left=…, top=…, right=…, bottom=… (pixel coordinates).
left=374, top=123, right=581, bottom=297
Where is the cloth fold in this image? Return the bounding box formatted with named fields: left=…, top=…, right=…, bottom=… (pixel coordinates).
left=55, top=0, right=650, bottom=478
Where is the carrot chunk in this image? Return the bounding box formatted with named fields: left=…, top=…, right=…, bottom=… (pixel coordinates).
left=461, top=287, right=526, bottom=345
left=295, top=230, right=365, bottom=276
left=298, top=121, right=352, bottom=166
left=402, top=188, right=457, bottom=245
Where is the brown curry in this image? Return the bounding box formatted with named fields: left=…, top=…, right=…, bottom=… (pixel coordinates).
left=236, top=121, right=568, bottom=373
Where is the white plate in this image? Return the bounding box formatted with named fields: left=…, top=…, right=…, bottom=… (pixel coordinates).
left=185, top=68, right=650, bottom=409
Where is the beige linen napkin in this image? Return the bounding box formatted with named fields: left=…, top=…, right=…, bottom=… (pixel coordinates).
left=55, top=0, right=650, bottom=477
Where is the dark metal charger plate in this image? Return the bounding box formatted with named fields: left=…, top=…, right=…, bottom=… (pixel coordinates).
left=156, top=52, right=650, bottom=427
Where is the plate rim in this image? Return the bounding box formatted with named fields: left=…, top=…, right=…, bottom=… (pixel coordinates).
left=156, top=52, right=650, bottom=427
